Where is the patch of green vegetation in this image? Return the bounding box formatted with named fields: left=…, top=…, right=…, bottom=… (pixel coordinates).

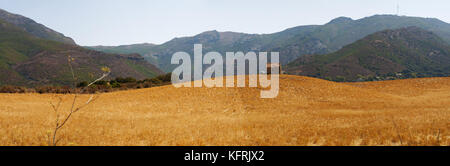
left=124, top=59, right=158, bottom=78
left=0, top=18, right=163, bottom=87
left=287, top=27, right=450, bottom=82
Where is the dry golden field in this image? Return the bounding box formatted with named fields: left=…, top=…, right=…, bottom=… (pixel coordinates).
left=0, top=75, right=448, bottom=146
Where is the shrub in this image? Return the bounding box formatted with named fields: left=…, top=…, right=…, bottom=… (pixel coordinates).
left=110, top=81, right=121, bottom=88
left=94, top=80, right=108, bottom=86
left=147, top=78, right=162, bottom=84
left=0, top=86, right=27, bottom=93
left=143, top=83, right=152, bottom=88
left=77, top=81, right=88, bottom=88
left=155, top=73, right=172, bottom=82
left=335, top=76, right=346, bottom=82
left=115, top=77, right=137, bottom=83
left=1, top=73, right=172, bottom=94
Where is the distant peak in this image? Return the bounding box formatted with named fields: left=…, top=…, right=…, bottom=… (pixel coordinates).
left=327, top=17, right=353, bottom=24
left=371, top=14, right=398, bottom=17
left=195, top=30, right=220, bottom=39
left=198, top=30, right=219, bottom=35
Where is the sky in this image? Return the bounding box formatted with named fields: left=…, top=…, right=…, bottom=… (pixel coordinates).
left=0, top=0, right=449, bottom=46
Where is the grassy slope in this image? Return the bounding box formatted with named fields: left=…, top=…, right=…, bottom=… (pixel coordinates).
left=0, top=19, right=163, bottom=86
left=0, top=75, right=448, bottom=145
left=286, top=27, right=450, bottom=81
left=0, top=19, right=66, bottom=85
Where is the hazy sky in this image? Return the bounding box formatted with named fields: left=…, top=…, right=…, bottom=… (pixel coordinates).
left=1, top=0, right=449, bottom=46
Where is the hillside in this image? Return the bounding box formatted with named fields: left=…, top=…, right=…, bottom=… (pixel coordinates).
left=87, top=43, right=157, bottom=55
left=88, top=15, right=450, bottom=72
left=86, top=43, right=159, bottom=66
left=0, top=75, right=448, bottom=145
left=286, top=27, right=450, bottom=81
left=0, top=8, right=76, bottom=45
left=0, top=18, right=163, bottom=87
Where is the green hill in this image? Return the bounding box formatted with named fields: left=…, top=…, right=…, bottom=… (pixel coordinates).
left=286, top=27, right=450, bottom=82
left=0, top=18, right=163, bottom=87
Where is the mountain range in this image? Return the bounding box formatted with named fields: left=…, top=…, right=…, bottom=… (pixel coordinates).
left=286, top=27, right=450, bottom=81
left=2, top=7, right=450, bottom=86
left=89, top=15, right=450, bottom=73
left=0, top=9, right=163, bottom=87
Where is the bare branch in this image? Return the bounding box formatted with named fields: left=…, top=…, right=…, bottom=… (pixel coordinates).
left=70, top=94, right=78, bottom=113
left=56, top=111, right=74, bottom=130
left=86, top=72, right=111, bottom=88
left=73, top=95, right=99, bottom=114
left=67, top=55, right=77, bottom=89
left=49, top=97, right=62, bottom=112
left=48, top=56, right=110, bottom=146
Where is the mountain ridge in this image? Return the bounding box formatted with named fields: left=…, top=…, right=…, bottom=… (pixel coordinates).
left=285, top=26, right=450, bottom=81
left=0, top=17, right=163, bottom=87
left=88, top=14, right=450, bottom=73
left=0, top=8, right=76, bottom=45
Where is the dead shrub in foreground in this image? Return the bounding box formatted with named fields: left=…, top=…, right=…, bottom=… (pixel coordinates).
left=46, top=56, right=110, bottom=146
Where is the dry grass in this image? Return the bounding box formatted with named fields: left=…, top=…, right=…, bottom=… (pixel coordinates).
left=0, top=75, right=448, bottom=146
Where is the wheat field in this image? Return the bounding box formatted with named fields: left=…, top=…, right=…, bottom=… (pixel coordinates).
left=0, top=75, right=448, bottom=146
